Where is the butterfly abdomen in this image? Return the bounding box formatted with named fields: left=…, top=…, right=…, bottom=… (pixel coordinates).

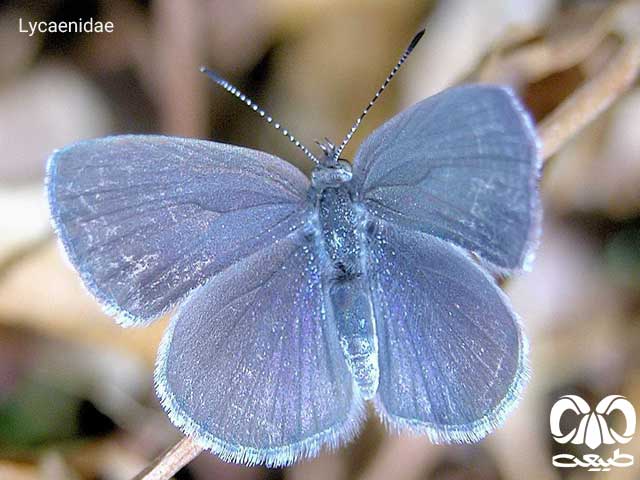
left=316, top=184, right=379, bottom=399
left=329, top=277, right=379, bottom=399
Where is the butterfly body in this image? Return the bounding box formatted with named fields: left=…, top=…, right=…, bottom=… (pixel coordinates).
left=312, top=159, right=379, bottom=399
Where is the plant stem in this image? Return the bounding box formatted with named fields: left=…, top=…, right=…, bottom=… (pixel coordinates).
left=539, top=37, right=640, bottom=162
left=131, top=437, right=204, bottom=480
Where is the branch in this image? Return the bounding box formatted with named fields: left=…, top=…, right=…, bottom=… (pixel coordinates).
left=539, top=37, right=640, bottom=162
left=131, top=437, right=204, bottom=480
left=481, top=0, right=629, bottom=83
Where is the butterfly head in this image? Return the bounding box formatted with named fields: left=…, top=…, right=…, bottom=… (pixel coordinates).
left=309, top=137, right=352, bottom=187
left=311, top=157, right=352, bottom=189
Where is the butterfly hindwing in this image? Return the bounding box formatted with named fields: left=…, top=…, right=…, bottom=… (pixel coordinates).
left=46, top=135, right=309, bottom=326
left=154, top=228, right=364, bottom=466
left=368, top=220, right=528, bottom=442
left=352, top=85, right=540, bottom=272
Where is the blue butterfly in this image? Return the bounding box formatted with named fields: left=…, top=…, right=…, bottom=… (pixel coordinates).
left=45, top=30, right=541, bottom=467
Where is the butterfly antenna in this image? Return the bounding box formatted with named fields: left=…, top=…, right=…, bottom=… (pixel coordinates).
left=332, top=29, right=426, bottom=160
left=200, top=67, right=320, bottom=165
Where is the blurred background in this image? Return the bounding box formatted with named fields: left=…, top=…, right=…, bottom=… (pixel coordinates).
left=1, top=0, right=639, bottom=479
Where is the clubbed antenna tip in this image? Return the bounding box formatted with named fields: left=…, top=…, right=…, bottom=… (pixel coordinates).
left=408, top=29, right=426, bottom=52
left=332, top=28, right=426, bottom=160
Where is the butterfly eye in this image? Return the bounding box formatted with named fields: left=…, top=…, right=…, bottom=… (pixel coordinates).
left=337, top=164, right=353, bottom=182
left=337, top=159, right=352, bottom=172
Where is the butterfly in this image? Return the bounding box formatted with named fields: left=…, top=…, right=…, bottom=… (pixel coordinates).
left=45, top=30, right=541, bottom=467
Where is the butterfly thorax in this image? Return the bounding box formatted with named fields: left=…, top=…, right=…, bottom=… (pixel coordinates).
left=311, top=159, right=380, bottom=400
left=311, top=159, right=363, bottom=279
left=317, top=187, right=361, bottom=278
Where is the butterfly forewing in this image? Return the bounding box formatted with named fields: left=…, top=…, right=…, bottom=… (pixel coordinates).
left=46, top=135, right=309, bottom=326
left=352, top=85, right=541, bottom=272
left=155, top=228, right=364, bottom=467
left=368, top=220, right=528, bottom=442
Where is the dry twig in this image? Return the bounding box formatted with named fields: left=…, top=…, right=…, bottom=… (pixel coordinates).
left=539, top=37, right=640, bottom=161
left=131, top=437, right=203, bottom=480
left=474, top=0, right=637, bottom=84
